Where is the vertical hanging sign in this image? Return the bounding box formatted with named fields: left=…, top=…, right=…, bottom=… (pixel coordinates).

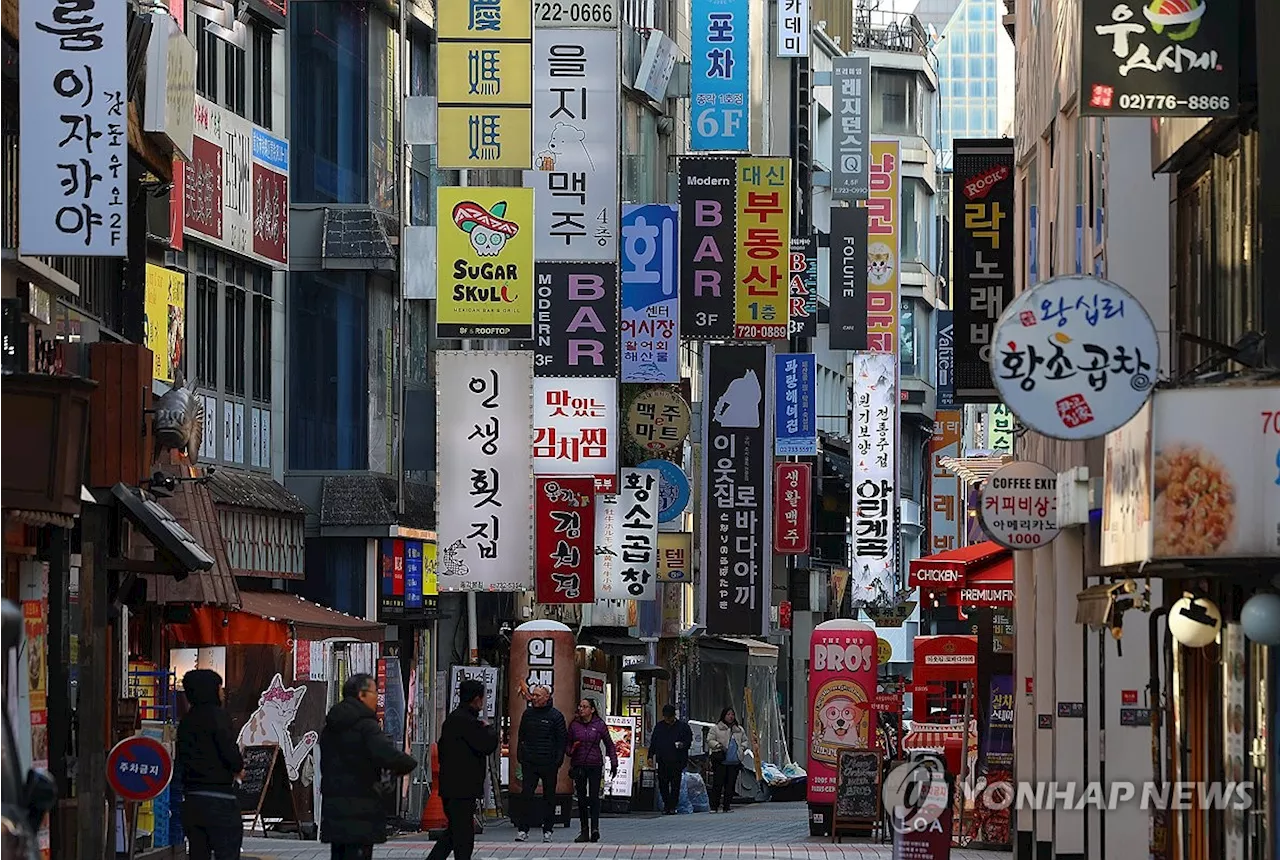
left=936, top=309, right=955, bottom=408
left=535, top=477, right=596, bottom=604
left=595, top=469, right=660, bottom=601
left=850, top=352, right=897, bottom=606
left=533, top=262, right=619, bottom=376
left=774, top=353, right=816, bottom=456
left=690, top=0, right=750, bottom=151
left=830, top=56, right=870, bottom=201
left=929, top=411, right=962, bottom=554
left=734, top=158, right=791, bottom=339
left=532, top=377, right=619, bottom=493
left=679, top=157, right=738, bottom=339
left=774, top=463, right=812, bottom=554
left=777, top=0, right=810, bottom=57
left=620, top=204, right=680, bottom=382
left=828, top=204, right=869, bottom=350
left=867, top=140, right=901, bottom=353
left=788, top=237, right=818, bottom=338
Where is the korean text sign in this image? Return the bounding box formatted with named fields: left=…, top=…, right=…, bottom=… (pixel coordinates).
left=829, top=204, right=869, bottom=350
left=952, top=138, right=1014, bottom=402
left=595, top=468, right=660, bottom=600
left=979, top=461, right=1060, bottom=550
left=735, top=158, right=791, bottom=339
left=788, top=236, right=818, bottom=338
left=929, top=411, right=963, bottom=554
left=436, top=187, right=536, bottom=340
left=850, top=353, right=897, bottom=605
left=679, top=157, right=738, bottom=339
left=867, top=141, right=900, bottom=353
left=656, top=531, right=692, bottom=581
left=534, top=262, right=619, bottom=377
left=690, top=0, right=750, bottom=150
left=621, top=204, right=680, bottom=382
left=535, top=477, right=596, bottom=604
left=525, top=29, right=618, bottom=260
left=436, top=0, right=533, bottom=169
left=774, top=463, right=812, bottom=555
left=777, top=0, right=809, bottom=57
left=435, top=350, right=534, bottom=592
left=627, top=389, right=691, bottom=456
left=533, top=377, right=619, bottom=493
left=379, top=539, right=436, bottom=617
left=775, top=353, right=817, bottom=456
left=700, top=343, right=773, bottom=636
left=807, top=621, right=878, bottom=803
left=20, top=0, right=128, bottom=256
left=831, top=57, right=870, bottom=201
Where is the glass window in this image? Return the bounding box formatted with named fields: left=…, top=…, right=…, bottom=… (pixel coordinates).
left=985, top=30, right=997, bottom=53
left=194, top=248, right=218, bottom=389
left=969, top=2, right=983, bottom=21
left=969, top=81, right=984, bottom=98
left=195, top=17, right=219, bottom=100
left=224, top=39, right=246, bottom=117
left=970, top=106, right=984, bottom=129
left=224, top=264, right=246, bottom=396
left=622, top=97, right=662, bottom=202
left=986, top=56, right=997, bottom=77
left=251, top=25, right=273, bottom=128
left=968, top=29, right=982, bottom=52
left=986, top=80, right=998, bottom=99
left=250, top=269, right=273, bottom=404
left=986, top=107, right=997, bottom=131
left=970, top=56, right=984, bottom=77
left=900, top=300, right=918, bottom=378
left=951, top=56, right=965, bottom=78
left=872, top=69, right=921, bottom=137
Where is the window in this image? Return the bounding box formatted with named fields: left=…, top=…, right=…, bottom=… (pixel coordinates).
left=224, top=39, right=246, bottom=117
left=900, top=299, right=918, bottom=378
left=901, top=178, right=933, bottom=266
left=252, top=25, right=273, bottom=128
left=871, top=69, right=920, bottom=137
left=195, top=17, right=219, bottom=99
left=224, top=261, right=246, bottom=396
left=194, top=248, right=219, bottom=388
left=623, top=97, right=663, bottom=202
left=969, top=56, right=984, bottom=76
left=251, top=269, right=272, bottom=403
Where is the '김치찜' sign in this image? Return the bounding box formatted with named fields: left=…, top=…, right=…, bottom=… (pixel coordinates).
left=735, top=158, right=791, bottom=340
left=774, top=463, right=812, bottom=555
left=679, top=157, right=738, bottom=339
left=991, top=275, right=1158, bottom=440
left=533, top=377, right=618, bottom=493
left=621, top=204, right=680, bottom=382
left=690, top=0, right=750, bottom=151
left=437, top=187, right=536, bottom=339
left=980, top=461, right=1060, bottom=550
left=775, top=353, right=817, bottom=456
left=535, top=477, right=596, bottom=604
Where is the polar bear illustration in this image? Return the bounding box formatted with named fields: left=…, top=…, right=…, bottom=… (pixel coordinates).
left=535, top=122, right=593, bottom=172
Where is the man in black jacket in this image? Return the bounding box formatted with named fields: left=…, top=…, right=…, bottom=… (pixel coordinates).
left=515, top=685, right=567, bottom=842
left=647, top=704, right=694, bottom=815
left=319, top=673, right=418, bottom=860
left=177, top=670, right=244, bottom=860
left=427, top=678, right=499, bottom=860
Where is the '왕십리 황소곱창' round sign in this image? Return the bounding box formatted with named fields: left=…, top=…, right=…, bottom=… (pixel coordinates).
left=989, top=275, right=1159, bottom=440
left=979, top=460, right=1060, bottom=550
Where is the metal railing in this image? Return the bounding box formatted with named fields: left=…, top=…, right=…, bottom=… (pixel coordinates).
left=848, top=9, right=929, bottom=55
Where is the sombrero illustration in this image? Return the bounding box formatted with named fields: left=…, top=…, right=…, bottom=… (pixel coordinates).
left=453, top=200, right=519, bottom=257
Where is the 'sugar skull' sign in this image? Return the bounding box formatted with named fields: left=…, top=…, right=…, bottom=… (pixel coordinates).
left=453, top=200, right=519, bottom=257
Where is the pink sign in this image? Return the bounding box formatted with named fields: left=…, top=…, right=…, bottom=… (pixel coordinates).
left=807, top=619, right=879, bottom=804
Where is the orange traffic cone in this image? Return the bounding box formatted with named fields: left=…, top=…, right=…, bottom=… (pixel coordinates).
left=420, top=743, right=448, bottom=833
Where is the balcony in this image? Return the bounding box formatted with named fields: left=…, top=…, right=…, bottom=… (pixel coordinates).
left=847, top=10, right=929, bottom=56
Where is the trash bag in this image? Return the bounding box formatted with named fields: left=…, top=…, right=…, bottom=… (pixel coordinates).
left=685, top=772, right=710, bottom=813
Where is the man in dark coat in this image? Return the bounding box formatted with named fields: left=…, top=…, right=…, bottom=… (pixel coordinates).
left=515, top=684, right=568, bottom=842
left=176, top=669, right=244, bottom=860
left=319, top=673, right=418, bottom=860
left=647, top=704, right=694, bottom=815
left=427, top=678, right=499, bottom=860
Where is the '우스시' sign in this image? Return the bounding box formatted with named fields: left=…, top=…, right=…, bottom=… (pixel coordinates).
left=734, top=158, right=791, bottom=340
left=980, top=461, right=1060, bottom=550
left=679, top=157, right=738, bottom=339
left=621, top=204, right=680, bottom=382
left=775, top=353, right=817, bottom=456
left=690, top=0, right=750, bottom=150
left=535, top=477, right=596, bottom=604
left=533, top=377, right=619, bottom=493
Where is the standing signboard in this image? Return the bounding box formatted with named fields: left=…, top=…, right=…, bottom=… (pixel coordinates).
left=604, top=716, right=637, bottom=797
left=828, top=205, right=869, bottom=351
left=532, top=377, right=619, bottom=492
left=449, top=665, right=500, bottom=719
left=734, top=158, right=791, bottom=339
left=533, top=262, right=619, bottom=377
left=690, top=0, right=750, bottom=151
left=830, top=57, right=870, bottom=201
left=850, top=353, right=897, bottom=606
left=621, top=204, right=680, bottom=382
left=535, top=477, right=596, bottom=603
left=679, top=157, right=738, bottom=339
left=831, top=749, right=882, bottom=842
left=807, top=619, right=879, bottom=805
left=775, top=353, right=817, bottom=456
left=867, top=140, right=901, bottom=353
left=788, top=236, right=819, bottom=338
left=774, top=463, right=812, bottom=555
left=979, top=461, right=1060, bottom=550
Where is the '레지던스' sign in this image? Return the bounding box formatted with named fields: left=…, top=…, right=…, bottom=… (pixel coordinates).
left=621, top=204, right=680, bottom=382
left=594, top=469, right=660, bottom=600
left=775, top=353, right=817, bottom=456
left=626, top=387, right=691, bottom=455
left=777, top=0, right=809, bottom=57
left=533, top=377, right=619, bottom=492
left=436, top=350, right=534, bottom=592
left=867, top=141, right=900, bottom=354
left=990, top=275, right=1159, bottom=440
left=534, top=262, right=619, bottom=377
left=850, top=352, right=897, bottom=606
left=831, top=57, right=870, bottom=201
left=690, top=0, right=750, bottom=151
left=774, top=463, right=812, bottom=555
left=936, top=309, right=955, bottom=408
left=679, top=157, right=737, bottom=339
left=535, top=477, right=596, bottom=604
left=437, top=187, right=536, bottom=339
left=788, top=236, right=818, bottom=338
left=980, top=461, right=1060, bottom=550
left=735, top=158, right=791, bottom=339
left=829, top=204, right=869, bottom=351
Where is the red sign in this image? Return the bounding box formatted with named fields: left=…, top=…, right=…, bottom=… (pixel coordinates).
left=106, top=737, right=173, bottom=803
left=779, top=600, right=792, bottom=630
left=252, top=164, right=289, bottom=265
left=1025, top=677, right=1034, bottom=695
left=773, top=462, right=811, bottom=554
left=856, top=692, right=903, bottom=713
left=184, top=135, right=223, bottom=238
left=535, top=477, right=595, bottom=604
left=169, top=156, right=184, bottom=251
left=1121, top=689, right=1138, bottom=705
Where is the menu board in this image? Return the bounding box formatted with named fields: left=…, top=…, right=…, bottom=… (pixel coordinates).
left=604, top=716, right=637, bottom=798
left=833, top=748, right=881, bottom=829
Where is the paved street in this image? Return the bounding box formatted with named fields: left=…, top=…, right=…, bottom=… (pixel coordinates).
left=242, top=801, right=1008, bottom=859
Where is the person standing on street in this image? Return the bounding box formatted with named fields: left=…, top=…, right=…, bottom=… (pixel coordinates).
left=647, top=704, right=693, bottom=815
left=515, top=684, right=568, bottom=843
left=566, top=698, right=617, bottom=842
left=319, top=673, right=419, bottom=860
left=427, top=679, right=499, bottom=860
left=176, top=669, right=244, bottom=860
left=707, top=707, right=751, bottom=813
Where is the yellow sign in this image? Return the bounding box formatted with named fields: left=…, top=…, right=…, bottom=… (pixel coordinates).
left=144, top=264, right=186, bottom=383
left=436, top=106, right=533, bottom=170
left=436, top=186, right=535, bottom=339
left=437, top=0, right=532, bottom=40
left=626, top=388, right=691, bottom=454
left=424, top=540, right=439, bottom=596
left=866, top=140, right=900, bottom=353
left=436, top=42, right=533, bottom=106
left=877, top=637, right=893, bottom=665
left=734, top=157, right=791, bottom=339
left=656, top=532, right=692, bottom=582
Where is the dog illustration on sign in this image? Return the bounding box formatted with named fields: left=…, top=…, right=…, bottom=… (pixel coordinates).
left=237, top=673, right=317, bottom=782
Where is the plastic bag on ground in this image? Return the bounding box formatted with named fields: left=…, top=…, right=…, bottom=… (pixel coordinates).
left=655, top=771, right=710, bottom=814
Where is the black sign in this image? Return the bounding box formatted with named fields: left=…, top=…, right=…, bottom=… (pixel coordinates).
left=679, top=158, right=737, bottom=340
left=236, top=745, right=279, bottom=813
left=533, top=262, right=619, bottom=377
left=788, top=236, right=818, bottom=339
left=834, top=748, right=882, bottom=823
left=936, top=309, right=954, bottom=408
left=1038, top=714, right=1054, bottom=729
left=1080, top=0, right=1239, bottom=118
left=1120, top=707, right=1153, bottom=727
left=829, top=204, right=869, bottom=350
left=952, top=139, right=1014, bottom=403
left=1057, top=701, right=1085, bottom=719
left=700, top=344, right=771, bottom=635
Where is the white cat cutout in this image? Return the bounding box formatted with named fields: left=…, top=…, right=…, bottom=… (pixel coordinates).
left=237, top=673, right=318, bottom=782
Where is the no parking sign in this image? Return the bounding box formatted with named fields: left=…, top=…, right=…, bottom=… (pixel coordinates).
left=106, top=736, right=173, bottom=803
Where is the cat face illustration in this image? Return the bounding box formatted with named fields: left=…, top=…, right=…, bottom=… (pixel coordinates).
left=867, top=242, right=896, bottom=286
left=257, top=674, right=306, bottom=722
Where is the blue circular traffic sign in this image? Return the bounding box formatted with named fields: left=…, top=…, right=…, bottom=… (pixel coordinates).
left=638, top=459, right=690, bottom=524
left=106, top=736, right=173, bottom=802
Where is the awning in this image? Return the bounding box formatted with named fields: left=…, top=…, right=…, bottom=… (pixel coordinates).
left=111, top=483, right=215, bottom=574
left=239, top=591, right=383, bottom=643
left=938, top=455, right=1010, bottom=485
left=138, top=479, right=241, bottom=608
left=577, top=629, right=647, bottom=656
left=951, top=554, right=1014, bottom=608
left=321, top=208, right=396, bottom=270
left=699, top=636, right=779, bottom=664
left=908, top=541, right=1007, bottom=588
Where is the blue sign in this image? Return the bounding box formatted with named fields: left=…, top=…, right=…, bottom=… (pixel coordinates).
left=106, top=736, right=173, bottom=802
left=404, top=540, right=423, bottom=609
left=937, top=309, right=954, bottom=409
left=690, top=0, right=750, bottom=151
left=621, top=204, right=680, bottom=383
left=252, top=127, right=289, bottom=172
left=639, top=458, right=691, bottom=523
left=774, top=353, right=816, bottom=456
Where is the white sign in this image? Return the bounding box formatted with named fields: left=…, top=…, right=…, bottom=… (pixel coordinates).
left=595, top=468, right=660, bottom=600
left=980, top=461, right=1061, bottom=550
left=533, top=377, right=619, bottom=492
left=604, top=716, right=637, bottom=797
left=525, top=29, right=618, bottom=261
left=533, top=0, right=619, bottom=27
left=449, top=665, right=500, bottom=719
left=634, top=30, right=678, bottom=102
left=437, top=351, right=535, bottom=592
left=990, top=275, right=1159, bottom=441
left=580, top=669, right=608, bottom=713
left=20, top=0, right=128, bottom=256
left=777, top=0, right=809, bottom=57
left=850, top=353, right=897, bottom=606
left=144, top=12, right=196, bottom=161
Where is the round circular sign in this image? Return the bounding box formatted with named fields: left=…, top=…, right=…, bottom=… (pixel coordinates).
left=989, top=275, right=1159, bottom=440
left=877, top=637, right=893, bottom=665
left=638, top=458, right=691, bottom=523
left=625, top=388, right=691, bottom=454
left=979, top=461, right=1061, bottom=550
left=106, top=736, right=173, bottom=803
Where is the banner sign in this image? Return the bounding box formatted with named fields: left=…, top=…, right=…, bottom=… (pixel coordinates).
left=830, top=56, right=870, bottom=201
left=936, top=309, right=955, bottom=408
left=144, top=265, right=186, bottom=384
left=379, top=539, right=438, bottom=619
left=534, top=262, right=619, bottom=377
left=595, top=469, right=660, bottom=600
left=690, top=0, right=750, bottom=151
left=604, top=717, right=637, bottom=797
left=436, top=350, right=534, bottom=591
left=829, top=204, right=869, bottom=350
left=774, top=463, right=812, bottom=555
left=700, top=344, right=773, bottom=635
left=929, top=411, right=962, bottom=554
left=775, top=353, right=817, bottom=456
left=533, top=377, right=618, bottom=493
left=952, top=138, right=1014, bottom=402
left=436, top=0, right=533, bottom=169
left=526, top=28, right=619, bottom=260
left=621, top=204, right=680, bottom=382
left=656, top=531, right=692, bottom=581
left=437, top=187, right=536, bottom=339
left=850, top=352, right=897, bottom=606
left=788, top=236, right=818, bottom=338
left=734, top=158, right=791, bottom=339
left=987, top=404, right=1014, bottom=455
left=450, top=665, right=499, bottom=719
left=777, top=0, right=809, bottom=57
left=867, top=140, right=901, bottom=354
left=535, top=477, right=596, bottom=603
left=679, top=157, right=738, bottom=339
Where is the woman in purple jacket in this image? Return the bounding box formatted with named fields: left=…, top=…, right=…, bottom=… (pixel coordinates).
left=565, top=698, right=618, bottom=843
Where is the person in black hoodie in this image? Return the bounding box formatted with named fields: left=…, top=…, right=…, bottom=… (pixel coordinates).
left=319, top=673, right=418, bottom=860
left=426, top=678, right=499, bottom=860
left=647, top=704, right=694, bottom=815
left=176, top=669, right=244, bottom=860
left=514, top=684, right=568, bottom=842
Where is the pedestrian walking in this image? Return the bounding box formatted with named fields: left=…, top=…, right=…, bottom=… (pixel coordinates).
left=318, top=673, right=419, bottom=860
left=647, top=704, right=693, bottom=815
left=566, top=698, right=617, bottom=842
left=515, top=684, right=568, bottom=843
left=176, top=669, right=244, bottom=860
left=707, top=707, right=751, bottom=813
left=427, top=678, right=499, bottom=860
